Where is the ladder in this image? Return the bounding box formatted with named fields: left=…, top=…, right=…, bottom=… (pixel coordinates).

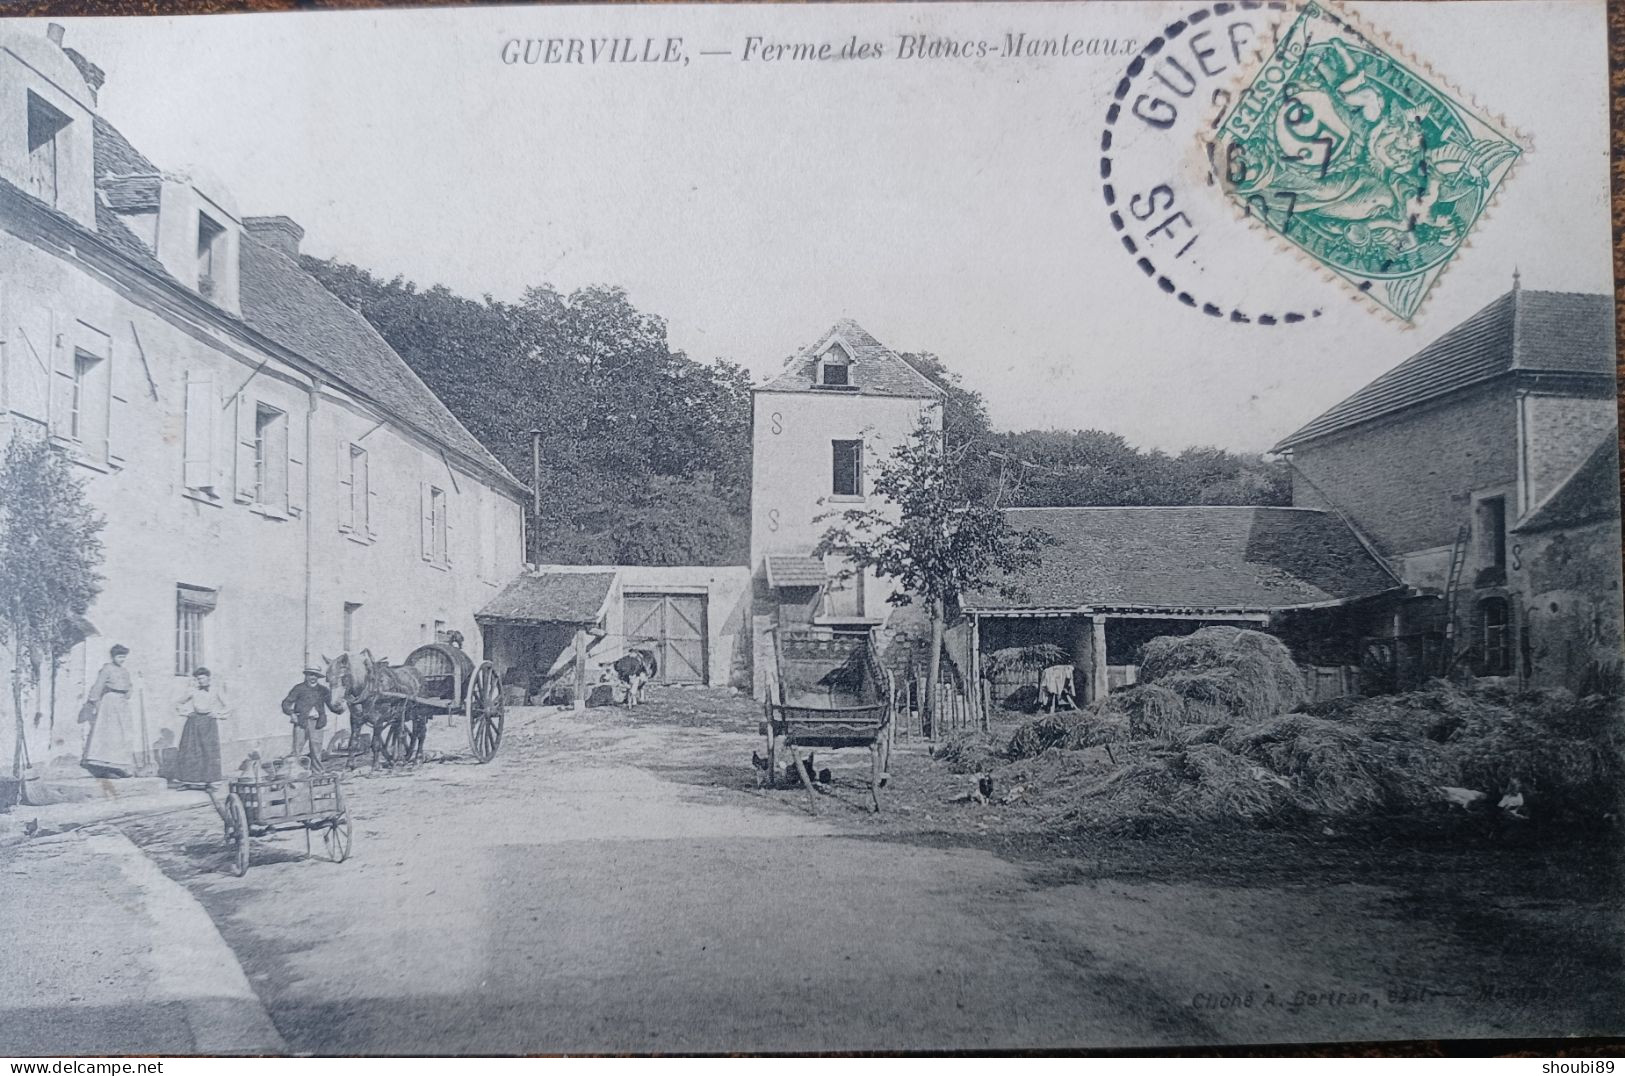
left=1440, top=522, right=1471, bottom=668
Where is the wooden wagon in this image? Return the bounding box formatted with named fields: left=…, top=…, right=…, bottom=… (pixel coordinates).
left=216, top=768, right=351, bottom=877
left=760, top=629, right=894, bottom=813
left=372, top=643, right=506, bottom=764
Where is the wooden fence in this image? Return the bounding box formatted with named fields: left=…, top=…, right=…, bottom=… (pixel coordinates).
left=892, top=675, right=985, bottom=740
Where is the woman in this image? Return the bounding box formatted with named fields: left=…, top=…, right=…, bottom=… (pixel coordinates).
left=165, top=666, right=230, bottom=786
left=81, top=645, right=138, bottom=778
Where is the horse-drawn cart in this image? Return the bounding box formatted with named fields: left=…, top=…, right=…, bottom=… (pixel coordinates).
left=760, top=629, right=894, bottom=814
left=371, top=643, right=506, bottom=764
left=212, top=767, right=351, bottom=877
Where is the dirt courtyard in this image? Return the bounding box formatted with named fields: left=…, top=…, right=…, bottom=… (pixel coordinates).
left=116, top=686, right=1623, bottom=1052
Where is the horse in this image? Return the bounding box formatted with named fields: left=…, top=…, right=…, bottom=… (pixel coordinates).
left=323, top=650, right=427, bottom=768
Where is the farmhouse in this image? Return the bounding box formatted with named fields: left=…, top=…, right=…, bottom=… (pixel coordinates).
left=0, top=26, right=529, bottom=771
left=1276, top=281, right=1621, bottom=691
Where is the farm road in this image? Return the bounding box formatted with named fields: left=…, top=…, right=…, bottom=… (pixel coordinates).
left=115, top=690, right=1615, bottom=1052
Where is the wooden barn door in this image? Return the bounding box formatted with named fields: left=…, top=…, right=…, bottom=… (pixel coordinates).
left=624, top=593, right=709, bottom=685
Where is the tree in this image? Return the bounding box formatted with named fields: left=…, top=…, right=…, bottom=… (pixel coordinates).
left=816, top=416, right=1047, bottom=734
left=0, top=436, right=105, bottom=794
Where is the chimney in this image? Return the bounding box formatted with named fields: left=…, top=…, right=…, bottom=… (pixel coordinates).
left=244, top=215, right=305, bottom=259
left=47, top=26, right=107, bottom=105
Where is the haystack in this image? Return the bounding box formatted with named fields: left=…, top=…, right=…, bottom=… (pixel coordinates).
left=1138, top=626, right=1307, bottom=721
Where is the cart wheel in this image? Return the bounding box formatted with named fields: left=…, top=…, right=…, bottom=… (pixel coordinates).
left=226, top=793, right=250, bottom=877
left=378, top=718, right=407, bottom=766
left=466, top=663, right=504, bottom=763
left=324, top=813, right=353, bottom=863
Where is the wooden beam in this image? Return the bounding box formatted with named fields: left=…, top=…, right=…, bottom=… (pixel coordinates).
left=573, top=628, right=588, bottom=712
left=1091, top=616, right=1109, bottom=705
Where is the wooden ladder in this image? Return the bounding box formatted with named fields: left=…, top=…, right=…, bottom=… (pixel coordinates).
left=1441, top=522, right=1471, bottom=667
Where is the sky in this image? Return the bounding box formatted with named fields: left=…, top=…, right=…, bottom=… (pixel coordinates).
left=17, top=0, right=1614, bottom=454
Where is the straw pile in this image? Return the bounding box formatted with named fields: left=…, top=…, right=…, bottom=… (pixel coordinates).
left=974, top=626, right=1622, bottom=831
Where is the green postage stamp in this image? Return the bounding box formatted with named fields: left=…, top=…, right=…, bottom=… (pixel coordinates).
left=1212, top=2, right=1524, bottom=321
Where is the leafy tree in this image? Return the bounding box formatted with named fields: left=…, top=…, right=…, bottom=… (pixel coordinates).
left=816, top=416, right=1047, bottom=734
left=301, top=259, right=753, bottom=565
left=0, top=436, right=105, bottom=792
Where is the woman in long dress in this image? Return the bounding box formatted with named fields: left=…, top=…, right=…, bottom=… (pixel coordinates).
left=81, top=645, right=138, bottom=778
left=164, top=666, right=230, bottom=786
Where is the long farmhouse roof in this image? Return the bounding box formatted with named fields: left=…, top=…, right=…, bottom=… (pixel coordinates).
left=757, top=319, right=944, bottom=399
left=962, top=506, right=1400, bottom=614
left=3, top=111, right=523, bottom=494
left=1275, top=289, right=1614, bottom=451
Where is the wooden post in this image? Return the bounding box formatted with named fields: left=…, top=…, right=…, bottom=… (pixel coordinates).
left=573, top=627, right=587, bottom=712
left=970, top=614, right=983, bottom=729
left=1091, top=616, right=1109, bottom=706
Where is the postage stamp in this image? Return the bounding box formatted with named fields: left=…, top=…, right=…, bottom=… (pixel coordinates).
left=1209, top=1, right=1525, bottom=321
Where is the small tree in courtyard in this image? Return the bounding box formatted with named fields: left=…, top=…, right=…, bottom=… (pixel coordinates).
left=0, top=435, right=105, bottom=793
left=816, top=414, right=1047, bottom=734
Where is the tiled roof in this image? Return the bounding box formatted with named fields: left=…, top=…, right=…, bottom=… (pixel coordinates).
left=962, top=506, right=1399, bottom=613
left=1514, top=436, right=1622, bottom=534
left=476, top=571, right=617, bottom=624
left=765, top=555, right=825, bottom=588
left=757, top=319, right=944, bottom=399
left=92, top=116, right=158, bottom=178
left=238, top=233, right=522, bottom=490
left=1275, top=289, right=1615, bottom=450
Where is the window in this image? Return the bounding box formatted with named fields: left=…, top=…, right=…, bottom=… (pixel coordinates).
left=1479, top=597, right=1512, bottom=676
left=822, top=559, right=865, bottom=619
left=832, top=439, right=863, bottom=497
left=821, top=360, right=849, bottom=386
left=54, top=345, right=108, bottom=457
left=175, top=585, right=217, bottom=675
left=429, top=485, right=448, bottom=564
left=1477, top=496, right=1507, bottom=569
left=26, top=92, right=70, bottom=206
left=434, top=620, right=449, bottom=643
left=342, top=444, right=370, bottom=534
left=197, top=213, right=226, bottom=298
left=253, top=404, right=288, bottom=508
left=343, top=602, right=361, bottom=653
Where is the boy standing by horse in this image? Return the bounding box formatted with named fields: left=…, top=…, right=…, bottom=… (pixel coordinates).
left=282, top=666, right=340, bottom=770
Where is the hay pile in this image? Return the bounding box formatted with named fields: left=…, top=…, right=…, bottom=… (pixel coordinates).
left=976, top=626, right=1622, bottom=832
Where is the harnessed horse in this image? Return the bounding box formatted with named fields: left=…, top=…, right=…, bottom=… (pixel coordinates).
left=323, top=650, right=427, bottom=767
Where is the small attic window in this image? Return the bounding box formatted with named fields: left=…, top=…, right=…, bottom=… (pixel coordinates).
left=26, top=92, right=72, bottom=207
left=197, top=212, right=226, bottom=297
left=817, top=344, right=854, bottom=389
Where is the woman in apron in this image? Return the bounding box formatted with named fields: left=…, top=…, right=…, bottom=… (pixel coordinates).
left=81, top=645, right=138, bottom=778
left=165, top=666, right=230, bottom=786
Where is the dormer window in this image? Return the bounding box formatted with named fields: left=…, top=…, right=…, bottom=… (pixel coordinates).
left=817, top=344, right=854, bottom=389
left=197, top=212, right=226, bottom=297
left=26, top=91, right=71, bottom=206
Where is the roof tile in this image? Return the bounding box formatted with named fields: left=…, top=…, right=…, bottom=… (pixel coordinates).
left=964, top=506, right=1398, bottom=612
left=758, top=319, right=944, bottom=399
left=477, top=571, right=617, bottom=624
left=1276, top=289, right=1614, bottom=450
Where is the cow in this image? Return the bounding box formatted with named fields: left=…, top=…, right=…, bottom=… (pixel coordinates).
left=1037, top=664, right=1077, bottom=713
left=611, top=648, right=659, bottom=707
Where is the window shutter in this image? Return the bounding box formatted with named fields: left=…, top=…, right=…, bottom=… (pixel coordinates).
left=366, top=459, right=379, bottom=539
left=48, top=313, right=74, bottom=438
left=107, top=332, right=130, bottom=467
left=183, top=371, right=216, bottom=490
left=233, top=392, right=256, bottom=503
left=420, top=481, right=432, bottom=561
left=286, top=405, right=306, bottom=516
left=337, top=438, right=353, bottom=532
left=8, top=304, right=52, bottom=425
left=444, top=491, right=456, bottom=567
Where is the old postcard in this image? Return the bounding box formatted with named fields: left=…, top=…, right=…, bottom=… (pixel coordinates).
left=0, top=0, right=1618, bottom=1056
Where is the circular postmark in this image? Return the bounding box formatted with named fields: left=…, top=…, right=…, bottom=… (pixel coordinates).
left=1101, top=1, right=1327, bottom=325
